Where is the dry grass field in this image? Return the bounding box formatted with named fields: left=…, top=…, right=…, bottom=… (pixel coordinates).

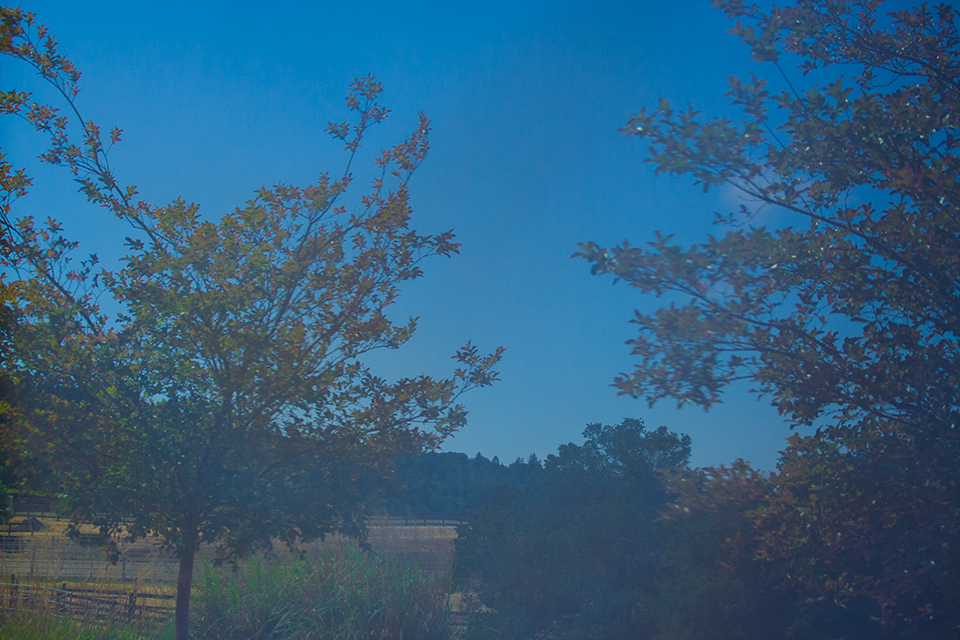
left=0, top=513, right=458, bottom=587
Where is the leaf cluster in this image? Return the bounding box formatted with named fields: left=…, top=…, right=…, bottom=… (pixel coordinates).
left=576, top=1, right=960, bottom=443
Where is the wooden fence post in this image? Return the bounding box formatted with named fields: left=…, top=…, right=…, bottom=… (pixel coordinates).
left=126, top=589, right=138, bottom=619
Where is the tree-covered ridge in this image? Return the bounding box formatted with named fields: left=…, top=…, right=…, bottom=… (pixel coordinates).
left=380, top=450, right=542, bottom=515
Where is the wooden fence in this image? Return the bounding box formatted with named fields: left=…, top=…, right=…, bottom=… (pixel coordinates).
left=0, top=508, right=463, bottom=600
left=0, top=578, right=71, bottom=616
left=6, top=496, right=54, bottom=519
left=0, top=509, right=465, bottom=626
left=0, top=577, right=173, bottom=622
left=62, top=584, right=174, bottom=623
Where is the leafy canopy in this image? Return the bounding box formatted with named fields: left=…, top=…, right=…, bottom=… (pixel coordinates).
left=577, top=0, right=960, bottom=443
left=576, top=0, right=960, bottom=629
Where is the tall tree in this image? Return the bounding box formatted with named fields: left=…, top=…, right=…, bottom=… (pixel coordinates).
left=577, top=0, right=960, bottom=629
left=0, top=9, right=501, bottom=639
left=578, top=0, right=959, bottom=442
left=455, top=418, right=691, bottom=640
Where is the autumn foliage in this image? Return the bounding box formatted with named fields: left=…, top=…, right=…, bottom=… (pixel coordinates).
left=575, top=0, right=960, bottom=634
left=0, top=8, right=500, bottom=640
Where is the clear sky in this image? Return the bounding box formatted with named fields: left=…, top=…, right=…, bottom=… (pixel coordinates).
left=2, top=1, right=806, bottom=470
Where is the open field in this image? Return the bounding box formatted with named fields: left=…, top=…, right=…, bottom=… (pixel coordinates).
left=1, top=513, right=458, bottom=585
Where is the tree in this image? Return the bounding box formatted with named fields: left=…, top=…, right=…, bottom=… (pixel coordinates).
left=0, top=104, right=22, bottom=530
left=752, top=432, right=959, bottom=633
left=578, top=0, right=959, bottom=443
left=576, top=0, right=960, bottom=630
left=0, top=9, right=501, bottom=640
left=653, top=460, right=899, bottom=640
left=455, top=418, right=691, bottom=640
left=0, top=294, right=11, bottom=526
left=647, top=463, right=795, bottom=640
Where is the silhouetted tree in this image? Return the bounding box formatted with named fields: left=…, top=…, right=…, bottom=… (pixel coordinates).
left=577, top=0, right=960, bottom=632
left=455, top=418, right=690, bottom=640
left=0, top=10, right=501, bottom=639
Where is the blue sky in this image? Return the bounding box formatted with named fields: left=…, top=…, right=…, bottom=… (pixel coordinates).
left=3, top=1, right=804, bottom=469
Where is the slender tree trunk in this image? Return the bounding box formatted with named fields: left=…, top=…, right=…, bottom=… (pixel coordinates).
left=175, top=548, right=196, bottom=640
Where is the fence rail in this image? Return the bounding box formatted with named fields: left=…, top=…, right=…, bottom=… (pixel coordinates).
left=369, top=512, right=472, bottom=527
left=66, top=585, right=174, bottom=622
left=0, top=579, right=173, bottom=622
left=0, top=580, right=71, bottom=616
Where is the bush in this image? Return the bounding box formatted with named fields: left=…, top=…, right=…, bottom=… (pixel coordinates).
left=191, top=543, right=452, bottom=640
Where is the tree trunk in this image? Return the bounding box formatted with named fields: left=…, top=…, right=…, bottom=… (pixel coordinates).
left=175, top=548, right=196, bottom=640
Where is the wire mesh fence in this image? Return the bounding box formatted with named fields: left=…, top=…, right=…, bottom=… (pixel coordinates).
left=0, top=577, right=175, bottom=623
left=0, top=534, right=179, bottom=583
left=0, top=510, right=462, bottom=584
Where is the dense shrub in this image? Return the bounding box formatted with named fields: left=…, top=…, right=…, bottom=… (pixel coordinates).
left=191, top=544, right=451, bottom=640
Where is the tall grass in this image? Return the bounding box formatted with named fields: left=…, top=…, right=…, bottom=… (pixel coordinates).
left=0, top=538, right=453, bottom=640
left=0, top=590, right=162, bottom=640
left=0, top=612, right=154, bottom=640
left=191, top=544, right=452, bottom=640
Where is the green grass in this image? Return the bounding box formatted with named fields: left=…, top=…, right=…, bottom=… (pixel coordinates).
left=192, top=544, right=452, bottom=640
left=0, top=610, right=159, bottom=640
